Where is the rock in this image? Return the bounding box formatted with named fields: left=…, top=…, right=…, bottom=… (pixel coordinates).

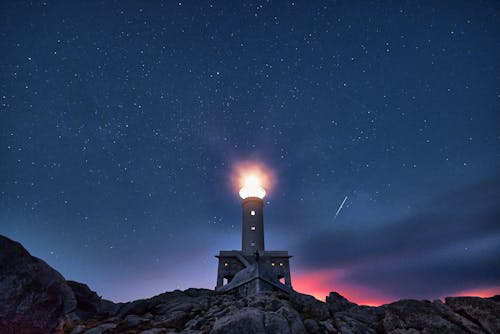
left=445, top=296, right=500, bottom=334
left=153, top=310, right=192, bottom=329
left=0, top=235, right=77, bottom=334
left=120, top=314, right=149, bottom=328
left=83, top=323, right=116, bottom=334
left=326, top=292, right=357, bottom=312
left=291, top=292, right=331, bottom=320
left=118, top=298, right=152, bottom=317
left=334, top=312, right=376, bottom=334
left=67, top=281, right=119, bottom=319
left=337, top=305, right=383, bottom=327
left=382, top=299, right=480, bottom=334
left=264, top=312, right=291, bottom=334
left=275, top=305, right=307, bottom=334
left=303, top=318, right=320, bottom=333
left=333, top=304, right=384, bottom=334
left=70, top=325, right=86, bottom=334
left=139, top=328, right=166, bottom=334
left=210, top=307, right=266, bottom=334
left=489, top=295, right=500, bottom=303
left=319, top=320, right=337, bottom=333
left=432, top=299, right=484, bottom=333
left=66, top=281, right=101, bottom=316
left=99, top=299, right=120, bottom=317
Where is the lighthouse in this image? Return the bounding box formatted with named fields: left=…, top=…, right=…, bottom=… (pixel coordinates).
left=215, top=167, right=292, bottom=295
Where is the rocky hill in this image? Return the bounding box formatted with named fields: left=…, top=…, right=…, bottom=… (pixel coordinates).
left=1, top=235, right=499, bottom=334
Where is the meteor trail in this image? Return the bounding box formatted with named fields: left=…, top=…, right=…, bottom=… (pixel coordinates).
left=333, top=195, right=348, bottom=222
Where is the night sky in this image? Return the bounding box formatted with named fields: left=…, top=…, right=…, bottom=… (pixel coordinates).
left=1, top=1, right=499, bottom=305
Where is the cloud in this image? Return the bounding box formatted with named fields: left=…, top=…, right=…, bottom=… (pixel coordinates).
left=344, top=234, right=500, bottom=298
left=295, top=173, right=500, bottom=299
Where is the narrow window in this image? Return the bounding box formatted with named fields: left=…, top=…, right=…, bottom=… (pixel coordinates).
left=271, top=262, right=275, bottom=266
left=250, top=241, right=255, bottom=246
left=251, top=226, right=256, bottom=231
left=224, top=262, right=228, bottom=267
left=250, top=210, right=255, bottom=216
left=279, top=262, right=284, bottom=266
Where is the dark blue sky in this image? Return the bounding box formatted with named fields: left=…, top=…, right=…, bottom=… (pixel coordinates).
left=1, top=1, right=499, bottom=304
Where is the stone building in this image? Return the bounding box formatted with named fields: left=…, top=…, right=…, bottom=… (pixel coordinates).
left=215, top=188, right=293, bottom=295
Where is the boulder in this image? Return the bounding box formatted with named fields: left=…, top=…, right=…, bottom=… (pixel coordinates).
left=210, top=307, right=266, bottom=334
left=382, top=299, right=480, bottom=334
left=291, top=292, right=331, bottom=320
left=325, top=292, right=357, bottom=312
left=66, top=281, right=118, bottom=319
left=264, top=312, right=291, bottom=334
left=275, top=305, right=307, bottom=334
left=0, top=235, right=77, bottom=334
left=334, top=312, right=376, bottom=334
left=303, top=318, right=320, bottom=333
left=123, top=314, right=149, bottom=326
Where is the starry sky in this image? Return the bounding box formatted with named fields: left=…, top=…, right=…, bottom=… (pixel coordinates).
left=1, top=1, right=499, bottom=305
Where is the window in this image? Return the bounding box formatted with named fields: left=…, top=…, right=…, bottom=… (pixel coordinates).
left=250, top=242, right=255, bottom=246
left=271, top=262, right=275, bottom=266
left=251, top=226, right=256, bottom=231
left=250, top=210, right=255, bottom=216
left=279, top=262, right=284, bottom=266
left=224, top=262, right=228, bottom=267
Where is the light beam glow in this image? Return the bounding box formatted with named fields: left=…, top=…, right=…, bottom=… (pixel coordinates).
left=239, top=175, right=266, bottom=199
left=231, top=161, right=274, bottom=199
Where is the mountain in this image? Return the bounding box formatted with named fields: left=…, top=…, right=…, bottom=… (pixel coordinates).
left=1, top=235, right=499, bottom=334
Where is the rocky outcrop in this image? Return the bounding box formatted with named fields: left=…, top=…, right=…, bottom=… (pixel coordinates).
left=381, top=299, right=482, bottom=334
left=1, top=235, right=499, bottom=334
left=325, top=292, right=356, bottom=312
left=0, top=235, right=76, bottom=334
left=66, top=281, right=119, bottom=320
left=445, top=296, right=500, bottom=334
left=0, top=236, right=117, bottom=334
left=67, top=289, right=499, bottom=334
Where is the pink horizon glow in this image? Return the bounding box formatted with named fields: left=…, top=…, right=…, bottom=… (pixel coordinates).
left=450, top=286, right=500, bottom=299
left=291, top=268, right=500, bottom=306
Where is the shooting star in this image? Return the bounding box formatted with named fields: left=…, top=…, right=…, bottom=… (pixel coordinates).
left=333, top=195, right=348, bottom=222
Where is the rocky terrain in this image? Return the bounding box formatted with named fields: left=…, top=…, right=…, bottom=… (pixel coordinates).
left=1, top=235, right=499, bottom=334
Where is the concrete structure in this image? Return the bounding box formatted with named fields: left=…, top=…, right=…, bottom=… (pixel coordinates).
left=215, top=195, right=293, bottom=295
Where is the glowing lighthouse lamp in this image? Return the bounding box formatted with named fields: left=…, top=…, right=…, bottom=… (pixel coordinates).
left=239, top=174, right=266, bottom=199
left=239, top=173, right=266, bottom=254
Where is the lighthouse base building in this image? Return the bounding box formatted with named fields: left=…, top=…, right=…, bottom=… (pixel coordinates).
left=215, top=196, right=293, bottom=296
left=215, top=250, right=292, bottom=295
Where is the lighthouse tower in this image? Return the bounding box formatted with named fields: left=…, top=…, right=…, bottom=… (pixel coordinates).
left=215, top=173, right=292, bottom=295
left=241, top=196, right=265, bottom=254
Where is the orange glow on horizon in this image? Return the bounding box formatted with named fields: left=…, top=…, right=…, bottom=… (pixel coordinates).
left=231, top=161, right=274, bottom=199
